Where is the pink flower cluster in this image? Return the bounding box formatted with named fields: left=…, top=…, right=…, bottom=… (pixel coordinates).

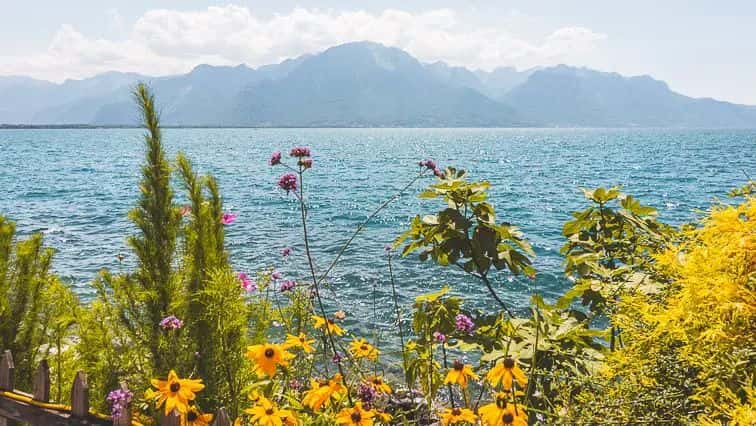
left=278, top=173, right=298, bottom=192
left=433, top=331, right=447, bottom=343
left=159, top=315, right=183, bottom=330
left=280, top=280, right=296, bottom=292
left=221, top=212, right=237, bottom=225
left=419, top=159, right=445, bottom=178
left=269, top=151, right=282, bottom=166
left=282, top=247, right=292, bottom=257
left=290, top=146, right=311, bottom=158
left=455, top=313, right=475, bottom=334
left=238, top=272, right=257, bottom=292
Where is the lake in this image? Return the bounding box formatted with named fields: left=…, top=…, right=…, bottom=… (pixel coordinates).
left=1, top=128, right=754, bottom=336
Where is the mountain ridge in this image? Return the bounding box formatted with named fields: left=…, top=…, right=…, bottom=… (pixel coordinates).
left=1, top=41, right=754, bottom=127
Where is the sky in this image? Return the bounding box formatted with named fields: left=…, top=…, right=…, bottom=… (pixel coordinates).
left=1, top=1, right=755, bottom=104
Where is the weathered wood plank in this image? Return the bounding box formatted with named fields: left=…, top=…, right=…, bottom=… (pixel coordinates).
left=213, top=407, right=231, bottom=426
left=70, top=371, right=89, bottom=418
left=0, top=394, right=110, bottom=425
left=0, top=351, right=14, bottom=391
left=160, top=408, right=181, bottom=426
left=32, top=359, right=50, bottom=402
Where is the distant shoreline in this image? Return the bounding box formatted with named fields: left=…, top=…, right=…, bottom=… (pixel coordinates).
left=3, top=124, right=756, bottom=130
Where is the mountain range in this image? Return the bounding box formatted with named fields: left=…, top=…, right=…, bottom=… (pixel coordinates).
left=1, top=41, right=755, bottom=128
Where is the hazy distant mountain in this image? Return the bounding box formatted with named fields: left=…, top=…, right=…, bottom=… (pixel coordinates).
left=1, top=42, right=755, bottom=127
left=228, top=42, right=521, bottom=127
left=503, top=65, right=756, bottom=127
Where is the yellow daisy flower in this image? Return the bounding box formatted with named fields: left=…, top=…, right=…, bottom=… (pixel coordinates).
left=245, top=396, right=297, bottom=426
left=284, top=333, right=316, bottom=353
left=444, top=360, right=478, bottom=387
left=150, top=370, right=205, bottom=415
left=367, top=376, right=392, bottom=394
left=336, top=402, right=376, bottom=426
left=246, top=343, right=294, bottom=377
left=185, top=406, right=214, bottom=426
left=302, top=374, right=345, bottom=411
left=440, top=407, right=477, bottom=425
left=350, top=338, right=379, bottom=361
left=479, top=394, right=527, bottom=426
left=312, top=315, right=346, bottom=335
left=486, top=357, right=527, bottom=390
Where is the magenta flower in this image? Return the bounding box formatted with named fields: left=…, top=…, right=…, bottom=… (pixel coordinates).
left=280, top=280, right=296, bottom=292
left=238, top=272, right=257, bottom=292
left=299, top=158, right=313, bottom=169
left=221, top=212, right=237, bottom=225
left=289, top=146, right=311, bottom=158
left=159, top=315, right=183, bottom=330
left=433, top=168, right=446, bottom=179
left=419, top=159, right=437, bottom=170
left=455, top=314, right=475, bottom=334
left=106, top=387, right=133, bottom=418
left=278, top=173, right=298, bottom=192
left=433, top=331, right=447, bottom=343
left=271, top=270, right=283, bottom=280
left=282, top=247, right=292, bottom=257
left=269, top=151, right=282, bottom=166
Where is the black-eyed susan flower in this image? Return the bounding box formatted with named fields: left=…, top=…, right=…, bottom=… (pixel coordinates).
left=486, top=357, right=527, bottom=391
left=150, top=370, right=205, bottom=415
left=302, top=374, right=346, bottom=411
left=335, top=402, right=376, bottom=426
left=284, top=333, right=315, bottom=353
left=444, top=360, right=479, bottom=387
left=185, top=405, right=213, bottom=426
left=367, top=376, right=392, bottom=394
left=246, top=396, right=297, bottom=426
left=479, top=394, right=527, bottom=426
left=350, top=338, right=379, bottom=361
left=312, top=315, right=345, bottom=335
left=440, top=407, right=477, bottom=425
left=246, top=343, right=293, bottom=377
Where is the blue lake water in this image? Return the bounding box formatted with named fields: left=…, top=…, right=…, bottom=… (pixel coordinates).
left=1, top=128, right=754, bottom=336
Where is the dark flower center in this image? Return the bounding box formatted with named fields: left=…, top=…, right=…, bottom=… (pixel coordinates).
left=453, top=360, right=464, bottom=371
left=502, top=413, right=515, bottom=424
left=360, top=344, right=369, bottom=351
left=351, top=412, right=362, bottom=423
left=264, top=348, right=275, bottom=358
left=266, top=408, right=275, bottom=415
left=170, top=382, right=180, bottom=392
left=503, top=357, right=515, bottom=369
left=187, top=411, right=198, bottom=421
left=373, top=378, right=382, bottom=385
left=452, top=408, right=461, bottom=416
left=327, top=319, right=335, bottom=325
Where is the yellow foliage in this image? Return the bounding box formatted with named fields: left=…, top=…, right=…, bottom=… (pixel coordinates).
left=606, top=197, right=756, bottom=423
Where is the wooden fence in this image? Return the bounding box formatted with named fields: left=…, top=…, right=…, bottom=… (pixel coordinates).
left=0, top=350, right=232, bottom=425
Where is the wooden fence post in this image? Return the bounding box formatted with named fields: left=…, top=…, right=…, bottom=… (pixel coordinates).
left=112, top=382, right=132, bottom=426
left=0, top=351, right=14, bottom=391
left=213, top=407, right=231, bottom=426
left=160, top=409, right=181, bottom=426
left=32, top=359, right=50, bottom=402
left=70, top=372, right=89, bottom=418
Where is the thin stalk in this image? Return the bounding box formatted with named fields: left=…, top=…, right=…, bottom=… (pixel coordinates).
left=314, top=172, right=426, bottom=287
left=441, top=344, right=456, bottom=408
left=296, top=167, right=352, bottom=403
left=387, top=251, right=410, bottom=390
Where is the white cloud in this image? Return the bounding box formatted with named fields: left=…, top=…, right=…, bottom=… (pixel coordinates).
left=0, top=5, right=607, bottom=81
